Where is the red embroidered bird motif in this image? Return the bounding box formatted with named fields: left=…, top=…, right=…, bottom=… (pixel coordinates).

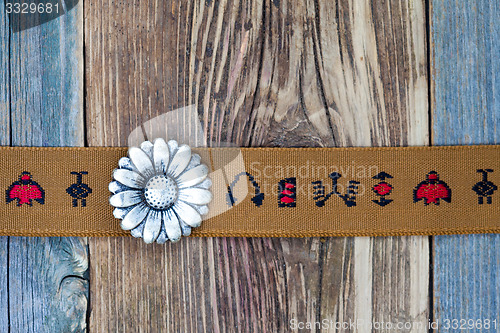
left=6, top=172, right=45, bottom=206
left=413, top=171, right=451, bottom=205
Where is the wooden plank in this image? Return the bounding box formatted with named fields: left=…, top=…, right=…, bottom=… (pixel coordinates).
left=0, top=238, right=6, bottom=333
left=0, top=0, right=9, bottom=146
left=311, top=2, right=429, bottom=329
left=431, top=0, right=500, bottom=326
left=86, top=0, right=429, bottom=331
left=0, top=3, right=10, bottom=330
left=0, top=3, right=88, bottom=332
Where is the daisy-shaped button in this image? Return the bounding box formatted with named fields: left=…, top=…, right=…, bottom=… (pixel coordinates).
left=109, top=139, right=212, bottom=243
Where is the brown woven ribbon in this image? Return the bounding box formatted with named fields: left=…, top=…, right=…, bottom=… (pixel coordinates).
left=1, top=145, right=499, bottom=237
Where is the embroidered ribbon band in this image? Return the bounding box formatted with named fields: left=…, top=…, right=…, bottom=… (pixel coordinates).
left=1, top=145, right=499, bottom=237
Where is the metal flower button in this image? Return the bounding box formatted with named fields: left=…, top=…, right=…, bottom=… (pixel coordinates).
left=109, top=139, right=212, bottom=243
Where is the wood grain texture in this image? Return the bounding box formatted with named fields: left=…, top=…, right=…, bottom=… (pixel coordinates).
left=431, top=0, right=500, bottom=325
left=85, top=0, right=429, bottom=331
left=0, top=3, right=10, bottom=331
left=0, top=2, right=88, bottom=332
left=0, top=0, right=9, bottom=146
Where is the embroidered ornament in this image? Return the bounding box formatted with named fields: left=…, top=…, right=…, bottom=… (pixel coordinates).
left=372, top=172, right=393, bottom=206
left=6, top=172, right=45, bottom=207
left=278, top=178, right=296, bottom=207
left=109, top=139, right=212, bottom=244
left=413, top=171, right=451, bottom=205
left=226, top=172, right=264, bottom=207
left=472, top=169, right=497, bottom=204
left=312, top=172, right=359, bottom=207
left=67, top=171, right=92, bottom=207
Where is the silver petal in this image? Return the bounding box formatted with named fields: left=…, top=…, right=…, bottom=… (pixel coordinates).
left=177, top=164, right=209, bottom=188
left=118, top=157, right=137, bottom=171
left=143, top=210, right=162, bottom=244
left=197, top=178, right=212, bottom=190
left=168, top=144, right=191, bottom=177
left=140, top=141, right=154, bottom=159
left=130, top=223, right=144, bottom=238
left=184, top=154, right=201, bottom=172
left=167, top=140, right=178, bottom=155
left=109, top=190, right=143, bottom=208
left=178, top=188, right=212, bottom=205
left=113, top=207, right=130, bottom=219
left=156, top=230, right=168, bottom=244
left=121, top=203, right=150, bottom=230
left=153, top=138, right=170, bottom=174
left=129, top=147, right=154, bottom=178
left=113, top=169, right=144, bottom=189
left=195, top=205, right=209, bottom=215
left=162, top=210, right=182, bottom=242
left=108, top=181, right=121, bottom=194
left=180, top=221, right=192, bottom=236
left=108, top=180, right=130, bottom=194
left=173, top=201, right=202, bottom=227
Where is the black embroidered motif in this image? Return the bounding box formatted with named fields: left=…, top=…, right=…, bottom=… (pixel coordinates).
left=312, top=172, right=360, bottom=207
left=6, top=172, right=45, bottom=206
left=413, top=171, right=451, bottom=205
left=278, top=178, right=296, bottom=207
left=372, top=172, right=393, bottom=206
left=472, top=169, right=497, bottom=204
left=226, top=172, right=264, bottom=207
left=66, top=171, right=92, bottom=207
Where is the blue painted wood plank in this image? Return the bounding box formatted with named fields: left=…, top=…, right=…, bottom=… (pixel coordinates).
left=0, top=237, right=7, bottom=333
left=8, top=238, right=88, bottom=332
left=0, top=3, right=12, bottom=332
left=0, top=0, right=10, bottom=145
left=0, top=2, right=88, bottom=332
left=9, top=8, right=84, bottom=146
left=431, top=0, right=500, bottom=326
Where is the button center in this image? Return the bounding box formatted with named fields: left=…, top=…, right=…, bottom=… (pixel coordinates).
left=144, top=175, right=178, bottom=209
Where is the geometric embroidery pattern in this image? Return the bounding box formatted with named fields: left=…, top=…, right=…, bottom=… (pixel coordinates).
left=312, top=172, right=360, bottom=207
left=278, top=177, right=296, bottom=207
left=226, top=172, right=264, bottom=207
left=66, top=171, right=92, bottom=207
left=472, top=169, right=497, bottom=204
left=413, top=171, right=451, bottom=206
left=6, top=172, right=45, bottom=207
left=372, top=171, right=393, bottom=207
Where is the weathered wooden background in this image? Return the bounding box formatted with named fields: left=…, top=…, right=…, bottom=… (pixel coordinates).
left=0, top=0, right=498, bottom=331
